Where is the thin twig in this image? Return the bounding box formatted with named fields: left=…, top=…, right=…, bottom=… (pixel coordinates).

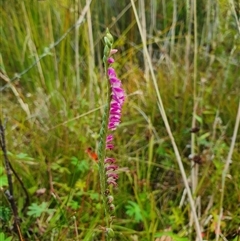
left=0, top=120, right=25, bottom=241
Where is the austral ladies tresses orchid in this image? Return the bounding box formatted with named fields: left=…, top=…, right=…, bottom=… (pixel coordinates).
left=97, top=29, right=125, bottom=239
left=104, top=52, right=125, bottom=189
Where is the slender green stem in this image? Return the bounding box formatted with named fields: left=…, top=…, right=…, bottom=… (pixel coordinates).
left=98, top=102, right=110, bottom=227
left=97, top=30, right=115, bottom=238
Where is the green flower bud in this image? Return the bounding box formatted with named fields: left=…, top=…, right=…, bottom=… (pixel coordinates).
left=104, top=45, right=110, bottom=57
left=103, top=56, right=107, bottom=64
left=104, top=36, right=112, bottom=49
left=106, top=33, right=114, bottom=45
left=106, top=228, right=115, bottom=238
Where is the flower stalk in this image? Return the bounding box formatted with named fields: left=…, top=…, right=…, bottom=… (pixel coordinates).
left=97, top=29, right=125, bottom=239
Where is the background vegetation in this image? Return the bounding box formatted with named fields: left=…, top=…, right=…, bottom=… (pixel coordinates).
left=1, top=0, right=239, bottom=240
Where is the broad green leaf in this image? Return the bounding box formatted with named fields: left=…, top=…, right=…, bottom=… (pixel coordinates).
left=125, top=201, right=143, bottom=222
left=0, top=175, right=8, bottom=188
left=0, top=232, right=12, bottom=241
left=27, top=202, right=55, bottom=218
left=71, top=157, right=89, bottom=173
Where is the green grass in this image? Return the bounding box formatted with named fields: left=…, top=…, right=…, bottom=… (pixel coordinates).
left=1, top=0, right=240, bottom=240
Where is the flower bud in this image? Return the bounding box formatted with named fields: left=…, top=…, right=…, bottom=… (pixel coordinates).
left=103, top=56, right=107, bottom=64
left=110, top=49, right=118, bottom=55
left=106, top=228, right=115, bottom=238
left=107, top=57, right=115, bottom=64
left=104, top=45, right=110, bottom=57
left=109, top=203, right=115, bottom=212
left=104, top=189, right=110, bottom=196
left=106, top=33, right=114, bottom=45
left=107, top=195, right=114, bottom=204
left=104, top=36, right=112, bottom=48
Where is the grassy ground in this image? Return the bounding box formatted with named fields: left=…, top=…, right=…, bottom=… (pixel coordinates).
left=1, top=0, right=240, bottom=240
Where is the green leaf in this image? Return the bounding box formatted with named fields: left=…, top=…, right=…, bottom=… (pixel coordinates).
left=71, top=157, right=89, bottom=173
left=27, top=202, right=55, bottom=218
left=16, top=152, right=34, bottom=160
left=51, top=163, right=70, bottom=174
left=194, top=114, right=202, bottom=124
left=0, top=166, right=5, bottom=174
left=68, top=200, right=79, bottom=210
left=232, top=236, right=239, bottom=241
left=154, top=231, right=188, bottom=241
left=125, top=201, right=143, bottom=222
left=0, top=232, right=13, bottom=241
left=0, top=206, right=11, bottom=222
left=0, top=174, right=8, bottom=188
left=89, top=191, right=99, bottom=200
left=156, top=145, right=166, bottom=156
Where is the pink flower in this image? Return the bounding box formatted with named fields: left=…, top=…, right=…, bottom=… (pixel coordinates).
left=107, top=172, right=119, bottom=180
left=104, top=51, right=125, bottom=189
left=106, top=134, right=114, bottom=149
left=107, top=179, right=118, bottom=187
left=108, top=57, right=115, bottom=64
left=106, top=143, right=114, bottom=150
left=108, top=67, right=125, bottom=130
left=108, top=67, right=116, bottom=77
left=110, top=49, right=118, bottom=55
left=106, top=135, right=114, bottom=143
left=105, top=164, right=118, bottom=171
left=104, top=157, right=116, bottom=164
